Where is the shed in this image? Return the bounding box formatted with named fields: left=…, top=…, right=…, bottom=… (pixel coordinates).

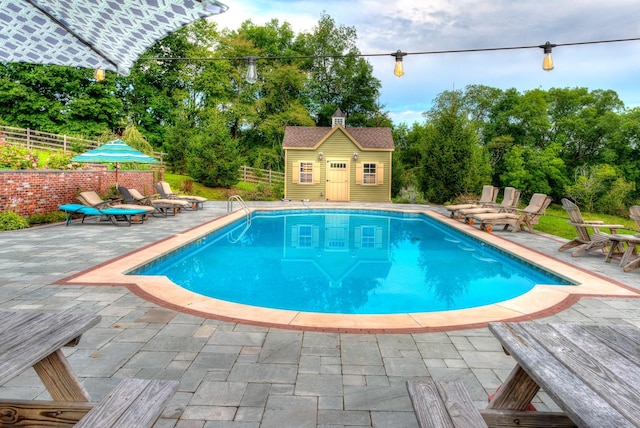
left=283, top=109, right=395, bottom=202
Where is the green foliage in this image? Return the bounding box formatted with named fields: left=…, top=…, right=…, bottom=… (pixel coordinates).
left=0, top=142, right=38, bottom=169
left=565, top=164, right=636, bottom=215
left=27, top=211, right=67, bottom=225
left=45, top=152, right=80, bottom=170
left=163, top=112, right=195, bottom=174
left=186, top=110, right=242, bottom=188
left=500, top=143, right=567, bottom=199
left=101, top=185, right=119, bottom=200
left=239, top=181, right=284, bottom=201
left=121, top=125, right=155, bottom=155
left=595, top=177, right=636, bottom=216
left=164, top=172, right=282, bottom=201
left=293, top=12, right=382, bottom=126
left=394, top=185, right=426, bottom=204
left=0, top=63, right=124, bottom=137
left=0, top=211, right=29, bottom=231
left=416, top=90, right=492, bottom=203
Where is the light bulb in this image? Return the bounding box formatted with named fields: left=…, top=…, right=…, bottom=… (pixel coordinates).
left=93, top=69, right=105, bottom=81
left=542, top=53, right=554, bottom=71
left=394, top=60, right=405, bottom=77
left=245, top=57, right=258, bottom=84
left=391, top=50, right=407, bottom=78
left=540, top=41, right=555, bottom=72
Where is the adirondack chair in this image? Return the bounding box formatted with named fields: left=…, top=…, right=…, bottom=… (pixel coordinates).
left=558, top=198, right=625, bottom=257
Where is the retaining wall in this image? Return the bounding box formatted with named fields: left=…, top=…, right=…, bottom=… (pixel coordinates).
left=0, top=169, right=162, bottom=217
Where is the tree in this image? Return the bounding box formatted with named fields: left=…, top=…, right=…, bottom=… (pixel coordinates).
left=565, top=164, right=635, bottom=214
left=186, top=109, right=242, bottom=188
left=417, top=90, right=491, bottom=203
left=547, top=88, right=624, bottom=169
left=295, top=13, right=383, bottom=126
left=0, top=63, right=123, bottom=137
left=163, top=111, right=197, bottom=174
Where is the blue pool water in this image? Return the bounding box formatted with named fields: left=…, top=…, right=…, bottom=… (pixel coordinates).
left=131, top=210, right=571, bottom=314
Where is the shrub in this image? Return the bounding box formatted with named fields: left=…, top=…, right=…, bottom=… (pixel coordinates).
left=45, top=152, right=80, bottom=170
left=0, top=211, right=30, bottom=231
left=395, top=185, right=426, bottom=204
left=27, top=211, right=68, bottom=225
left=0, top=143, right=39, bottom=169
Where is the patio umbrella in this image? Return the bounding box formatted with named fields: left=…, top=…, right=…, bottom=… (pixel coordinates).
left=71, top=139, right=159, bottom=185
left=0, top=0, right=227, bottom=75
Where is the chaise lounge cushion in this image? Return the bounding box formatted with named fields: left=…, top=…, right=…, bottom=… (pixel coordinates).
left=78, top=190, right=156, bottom=215
left=155, top=182, right=206, bottom=210
left=59, top=203, right=148, bottom=226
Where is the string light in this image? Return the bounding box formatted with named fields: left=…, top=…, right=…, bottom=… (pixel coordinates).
left=145, top=36, right=640, bottom=83
left=392, top=50, right=407, bottom=77
left=93, top=69, right=105, bottom=81
left=540, top=41, right=556, bottom=71
left=245, top=56, right=258, bottom=84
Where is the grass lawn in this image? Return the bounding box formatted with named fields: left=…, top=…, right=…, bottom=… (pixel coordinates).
left=164, top=173, right=266, bottom=201
left=537, top=204, right=638, bottom=240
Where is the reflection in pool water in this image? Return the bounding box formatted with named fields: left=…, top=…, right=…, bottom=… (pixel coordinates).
left=132, top=210, right=570, bottom=314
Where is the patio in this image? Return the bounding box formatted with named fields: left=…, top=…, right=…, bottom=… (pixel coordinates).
left=1, top=201, right=639, bottom=427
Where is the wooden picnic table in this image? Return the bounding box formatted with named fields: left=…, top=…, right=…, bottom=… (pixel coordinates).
left=605, top=233, right=640, bottom=272
left=487, top=321, right=640, bottom=428
left=0, top=311, right=101, bottom=425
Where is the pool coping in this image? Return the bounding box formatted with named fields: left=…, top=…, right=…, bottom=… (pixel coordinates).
left=55, top=206, right=640, bottom=333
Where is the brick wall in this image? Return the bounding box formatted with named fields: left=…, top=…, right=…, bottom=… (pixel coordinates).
left=0, top=169, right=163, bottom=217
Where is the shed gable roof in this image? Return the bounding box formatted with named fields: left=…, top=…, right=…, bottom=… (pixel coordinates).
left=283, top=125, right=395, bottom=150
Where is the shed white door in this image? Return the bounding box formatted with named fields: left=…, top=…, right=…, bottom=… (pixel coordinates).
left=325, top=161, right=349, bottom=201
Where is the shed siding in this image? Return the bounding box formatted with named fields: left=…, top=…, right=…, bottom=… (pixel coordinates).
left=285, top=130, right=392, bottom=202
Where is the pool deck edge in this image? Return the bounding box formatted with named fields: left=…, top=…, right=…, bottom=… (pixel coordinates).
left=54, top=205, right=640, bottom=333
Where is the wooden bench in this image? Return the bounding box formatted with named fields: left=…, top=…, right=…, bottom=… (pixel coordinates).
left=74, top=378, right=179, bottom=428
left=406, top=380, right=488, bottom=428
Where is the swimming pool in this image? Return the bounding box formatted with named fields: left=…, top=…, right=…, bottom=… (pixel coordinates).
left=132, top=209, right=570, bottom=314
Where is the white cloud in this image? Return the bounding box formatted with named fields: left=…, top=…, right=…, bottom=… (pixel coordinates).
left=216, top=0, right=640, bottom=124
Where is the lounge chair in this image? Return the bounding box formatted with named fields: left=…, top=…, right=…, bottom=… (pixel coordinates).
left=77, top=190, right=156, bottom=218
left=457, top=187, right=521, bottom=222
left=558, top=198, right=626, bottom=257
left=155, top=181, right=206, bottom=210
left=469, top=193, right=552, bottom=233
left=59, top=203, right=148, bottom=226
left=118, top=186, right=188, bottom=217
left=446, top=185, right=498, bottom=219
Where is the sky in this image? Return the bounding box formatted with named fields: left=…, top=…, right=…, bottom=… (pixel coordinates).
left=209, top=0, right=640, bottom=125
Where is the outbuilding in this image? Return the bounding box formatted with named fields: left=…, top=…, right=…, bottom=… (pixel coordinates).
left=283, top=109, right=395, bottom=202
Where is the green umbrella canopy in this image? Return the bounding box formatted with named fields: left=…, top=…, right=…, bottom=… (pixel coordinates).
left=71, top=140, right=159, bottom=164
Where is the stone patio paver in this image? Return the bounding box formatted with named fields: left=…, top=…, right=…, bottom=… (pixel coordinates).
left=0, top=201, right=639, bottom=426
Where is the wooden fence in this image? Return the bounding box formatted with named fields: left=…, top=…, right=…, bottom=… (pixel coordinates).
left=0, top=125, right=165, bottom=163
left=240, top=165, right=284, bottom=186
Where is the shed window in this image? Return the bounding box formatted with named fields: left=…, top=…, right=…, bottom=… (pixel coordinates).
left=291, top=225, right=320, bottom=248
left=300, top=162, right=313, bottom=183
left=297, top=225, right=313, bottom=247
left=363, top=163, right=377, bottom=184
left=355, top=162, right=384, bottom=185
left=361, top=226, right=375, bottom=248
